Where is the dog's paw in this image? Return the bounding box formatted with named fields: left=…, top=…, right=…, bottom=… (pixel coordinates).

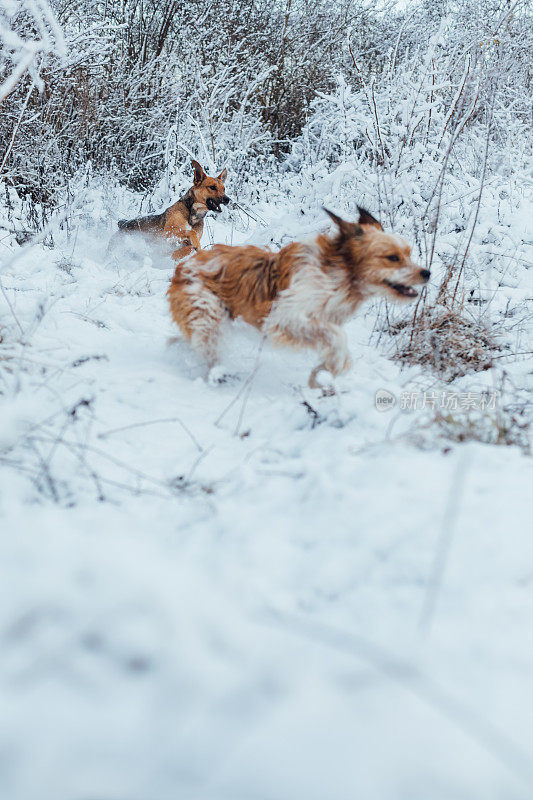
left=308, top=365, right=335, bottom=392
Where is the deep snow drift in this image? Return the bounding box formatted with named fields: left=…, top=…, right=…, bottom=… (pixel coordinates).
left=1, top=171, right=532, bottom=799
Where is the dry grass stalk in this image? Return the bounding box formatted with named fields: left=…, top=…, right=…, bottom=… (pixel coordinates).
left=389, top=274, right=505, bottom=381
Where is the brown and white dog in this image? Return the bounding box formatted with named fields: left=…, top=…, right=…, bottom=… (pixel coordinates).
left=167, top=207, right=430, bottom=387
left=116, top=160, right=229, bottom=261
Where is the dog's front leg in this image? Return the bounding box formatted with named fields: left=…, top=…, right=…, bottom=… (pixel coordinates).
left=321, top=325, right=351, bottom=373
left=308, top=356, right=353, bottom=389
left=166, top=226, right=202, bottom=261
left=186, top=229, right=202, bottom=252
left=172, top=244, right=195, bottom=261
left=267, top=321, right=352, bottom=387
left=296, top=324, right=352, bottom=382
left=308, top=325, right=352, bottom=388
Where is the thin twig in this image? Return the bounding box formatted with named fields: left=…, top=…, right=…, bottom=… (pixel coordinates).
left=418, top=451, right=470, bottom=637
left=0, top=275, right=25, bottom=337
left=451, top=99, right=494, bottom=306
left=231, top=199, right=269, bottom=227
left=0, top=79, right=35, bottom=178
left=97, top=416, right=203, bottom=452
left=234, top=335, right=266, bottom=437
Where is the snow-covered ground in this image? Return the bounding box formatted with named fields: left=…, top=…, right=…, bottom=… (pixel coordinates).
left=1, top=180, right=532, bottom=799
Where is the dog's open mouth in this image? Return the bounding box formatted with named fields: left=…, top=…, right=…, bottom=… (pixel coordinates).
left=384, top=280, right=418, bottom=298
left=206, top=197, right=223, bottom=213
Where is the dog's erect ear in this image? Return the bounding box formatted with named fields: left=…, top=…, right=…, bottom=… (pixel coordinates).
left=323, top=208, right=364, bottom=239
left=217, top=168, right=227, bottom=183
left=357, top=206, right=383, bottom=229
left=192, top=160, right=206, bottom=185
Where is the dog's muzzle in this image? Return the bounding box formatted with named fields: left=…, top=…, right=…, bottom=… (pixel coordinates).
left=207, top=196, right=230, bottom=213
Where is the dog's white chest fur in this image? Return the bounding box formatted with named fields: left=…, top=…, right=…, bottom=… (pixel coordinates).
left=265, top=242, right=354, bottom=334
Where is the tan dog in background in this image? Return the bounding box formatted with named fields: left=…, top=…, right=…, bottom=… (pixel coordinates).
left=116, top=160, right=229, bottom=260
left=167, top=207, right=430, bottom=387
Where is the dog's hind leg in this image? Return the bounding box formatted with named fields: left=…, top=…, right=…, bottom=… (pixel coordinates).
left=168, top=274, right=227, bottom=373
left=190, top=313, right=225, bottom=374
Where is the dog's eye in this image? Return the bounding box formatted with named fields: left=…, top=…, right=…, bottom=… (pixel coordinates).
left=386, top=254, right=400, bottom=262
left=209, top=185, right=217, bottom=190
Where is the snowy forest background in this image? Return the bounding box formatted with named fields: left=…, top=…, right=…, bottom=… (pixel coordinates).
left=1, top=1, right=533, bottom=798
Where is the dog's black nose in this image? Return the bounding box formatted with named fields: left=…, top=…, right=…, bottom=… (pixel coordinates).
left=221, top=195, right=230, bottom=205
left=420, top=269, right=431, bottom=281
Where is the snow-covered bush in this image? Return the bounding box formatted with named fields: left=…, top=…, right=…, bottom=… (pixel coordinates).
left=0, top=0, right=65, bottom=103
left=279, top=9, right=531, bottom=409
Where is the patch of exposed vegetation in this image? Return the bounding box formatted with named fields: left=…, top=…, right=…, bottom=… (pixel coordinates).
left=387, top=270, right=508, bottom=383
